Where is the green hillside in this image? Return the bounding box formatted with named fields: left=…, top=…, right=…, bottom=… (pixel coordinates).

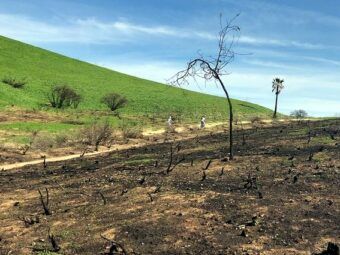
left=0, top=36, right=274, bottom=121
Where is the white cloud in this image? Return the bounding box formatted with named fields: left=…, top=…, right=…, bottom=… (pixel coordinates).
left=0, top=14, right=212, bottom=43
left=0, top=14, right=110, bottom=43
left=243, top=60, right=301, bottom=71
left=302, top=56, right=340, bottom=66
left=239, top=35, right=326, bottom=49
left=224, top=0, right=340, bottom=28
left=0, top=13, right=329, bottom=50
left=75, top=18, right=179, bottom=36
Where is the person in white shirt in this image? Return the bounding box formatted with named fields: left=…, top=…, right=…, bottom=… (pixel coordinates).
left=167, top=115, right=173, bottom=127
left=200, top=116, right=206, bottom=129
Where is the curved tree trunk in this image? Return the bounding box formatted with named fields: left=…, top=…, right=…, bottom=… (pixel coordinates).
left=216, top=76, right=233, bottom=159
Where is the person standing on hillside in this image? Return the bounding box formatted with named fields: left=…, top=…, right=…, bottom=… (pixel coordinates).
left=200, top=116, right=206, bottom=129
left=167, top=115, right=173, bottom=127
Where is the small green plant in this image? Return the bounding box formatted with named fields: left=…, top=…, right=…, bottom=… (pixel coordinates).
left=101, top=92, right=127, bottom=112
left=2, top=76, right=27, bottom=88
left=119, top=121, right=143, bottom=139
left=47, top=85, right=82, bottom=109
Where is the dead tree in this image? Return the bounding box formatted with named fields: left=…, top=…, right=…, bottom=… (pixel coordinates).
left=98, top=191, right=107, bottom=205
left=307, top=128, right=312, bottom=144
left=38, top=188, right=51, bottom=215
left=20, top=144, right=31, bottom=155
left=20, top=131, right=38, bottom=155
left=101, top=234, right=127, bottom=255
left=170, top=14, right=241, bottom=159
left=239, top=120, right=246, bottom=145
left=80, top=147, right=88, bottom=157
left=201, top=170, right=207, bottom=181
left=48, top=229, right=61, bottom=252
left=308, top=151, right=314, bottom=161
left=42, top=155, right=47, bottom=168
left=244, top=173, right=258, bottom=190
left=166, top=145, right=174, bottom=173
left=243, top=174, right=263, bottom=198
left=165, top=143, right=185, bottom=174
left=147, top=192, right=154, bottom=202
left=219, top=167, right=225, bottom=176
left=19, top=215, right=40, bottom=227
left=153, top=186, right=161, bottom=194
left=203, top=159, right=212, bottom=170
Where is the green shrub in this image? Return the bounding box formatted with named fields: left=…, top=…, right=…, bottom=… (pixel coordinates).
left=47, top=85, right=82, bottom=109
left=101, top=93, right=127, bottom=112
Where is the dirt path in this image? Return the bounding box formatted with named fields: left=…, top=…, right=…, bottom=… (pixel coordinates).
left=1, top=145, right=137, bottom=171
left=0, top=118, right=306, bottom=171
left=1, top=125, right=198, bottom=171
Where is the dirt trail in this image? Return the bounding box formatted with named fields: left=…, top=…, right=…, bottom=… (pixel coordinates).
left=1, top=144, right=138, bottom=171
left=1, top=124, right=199, bottom=171
left=0, top=118, right=303, bottom=171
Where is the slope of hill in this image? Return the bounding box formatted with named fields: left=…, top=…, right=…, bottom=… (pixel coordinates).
left=0, top=35, right=273, bottom=121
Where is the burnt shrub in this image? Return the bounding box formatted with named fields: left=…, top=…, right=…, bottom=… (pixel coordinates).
left=32, top=133, right=55, bottom=151
left=78, top=121, right=113, bottom=151
left=250, top=116, right=263, bottom=124
left=290, top=109, right=308, bottom=119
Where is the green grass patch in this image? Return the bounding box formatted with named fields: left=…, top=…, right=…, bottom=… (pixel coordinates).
left=310, top=135, right=334, bottom=145
left=4, top=135, right=31, bottom=144
left=0, top=35, right=274, bottom=121
left=0, top=121, right=77, bottom=133
left=313, top=152, right=331, bottom=162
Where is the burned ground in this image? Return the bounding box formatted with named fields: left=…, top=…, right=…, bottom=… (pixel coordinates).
left=0, top=120, right=339, bottom=255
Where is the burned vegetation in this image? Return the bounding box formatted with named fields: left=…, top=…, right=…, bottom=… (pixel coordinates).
left=0, top=119, right=339, bottom=254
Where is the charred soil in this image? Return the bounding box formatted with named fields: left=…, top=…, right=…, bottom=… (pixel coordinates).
left=0, top=120, right=339, bottom=254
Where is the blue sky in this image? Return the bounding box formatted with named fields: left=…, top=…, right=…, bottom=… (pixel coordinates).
left=0, top=0, right=339, bottom=116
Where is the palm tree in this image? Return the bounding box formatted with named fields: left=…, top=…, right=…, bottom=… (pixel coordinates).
left=272, top=77, right=284, bottom=118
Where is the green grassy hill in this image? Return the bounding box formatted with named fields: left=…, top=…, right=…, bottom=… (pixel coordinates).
left=0, top=35, right=274, bottom=122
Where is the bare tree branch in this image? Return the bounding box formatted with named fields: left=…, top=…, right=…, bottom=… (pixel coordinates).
left=169, top=14, right=241, bottom=159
